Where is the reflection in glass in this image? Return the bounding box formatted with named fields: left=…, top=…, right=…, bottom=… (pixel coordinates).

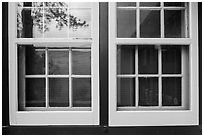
left=139, top=77, right=158, bottom=106
left=44, top=8, right=69, bottom=38
left=164, top=10, right=186, bottom=38
left=138, top=45, right=158, bottom=74
left=49, top=50, right=69, bottom=75
left=117, top=78, right=135, bottom=107
left=140, top=10, right=160, bottom=38
left=72, top=78, right=91, bottom=107
left=18, top=2, right=43, bottom=7
left=117, top=2, right=136, bottom=7
left=44, top=2, right=68, bottom=7
left=162, top=46, right=181, bottom=74
left=49, top=78, right=69, bottom=107
left=69, top=9, right=91, bottom=38
left=162, top=77, right=181, bottom=106
left=117, top=45, right=135, bottom=74
left=25, top=46, right=45, bottom=75
left=69, top=2, right=92, bottom=7
left=17, top=8, right=43, bottom=38
left=26, top=78, right=45, bottom=107
left=117, top=9, right=136, bottom=38
left=140, top=2, right=160, bottom=7
left=164, top=2, right=185, bottom=7
left=17, top=3, right=90, bottom=38
left=72, top=50, right=91, bottom=75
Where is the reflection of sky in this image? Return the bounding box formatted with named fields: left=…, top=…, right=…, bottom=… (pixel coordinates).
left=69, top=9, right=91, bottom=38
left=34, top=9, right=91, bottom=38
left=43, top=19, right=69, bottom=38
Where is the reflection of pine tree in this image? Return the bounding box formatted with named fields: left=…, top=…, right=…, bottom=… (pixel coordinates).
left=17, top=2, right=89, bottom=36
left=26, top=47, right=45, bottom=74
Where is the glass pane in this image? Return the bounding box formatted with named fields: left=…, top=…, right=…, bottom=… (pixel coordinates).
left=69, top=9, right=91, bottom=38
left=69, top=2, right=92, bottom=7
left=117, top=9, right=136, bottom=38
left=49, top=78, right=69, bottom=107
left=25, top=46, right=45, bottom=75
left=140, top=2, right=160, bottom=7
left=26, top=78, right=45, bottom=107
left=72, top=50, right=91, bottom=75
left=162, top=46, right=181, bottom=74
left=44, top=8, right=69, bottom=38
left=117, top=2, right=136, bottom=7
left=162, top=77, right=181, bottom=106
left=139, top=77, right=158, bottom=106
left=164, top=10, right=186, bottom=38
left=138, top=45, right=158, bottom=74
left=17, top=8, right=43, bottom=38
left=164, top=2, right=185, bottom=7
left=44, top=2, right=68, bottom=7
left=49, top=50, right=69, bottom=75
left=18, top=2, right=43, bottom=7
left=140, top=10, right=160, bottom=38
left=72, top=78, right=91, bottom=107
left=117, top=45, right=135, bottom=74
left=117, top=78, right=135, bottom=107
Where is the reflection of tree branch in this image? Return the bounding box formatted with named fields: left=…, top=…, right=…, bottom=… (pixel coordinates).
left=48, top=8, right=68, bottom=27
left=17, top=2, right=89, bottom=36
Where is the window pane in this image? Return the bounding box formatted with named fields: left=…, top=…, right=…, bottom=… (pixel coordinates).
left=162, top=46, right=181, bottom=74
left=49, top=78, right=69, bottom=107
left=117, top=9, right=136, bottom=38
left=140, top=2, right=160, bottom=7
left=72, top=50, right=91, bottom=75
left=69, top=2, right=92, bottom=7
left=26, top=78, right=45, bottom=107
left=117, top=45, right=135, bottom=74
left=117, top=2, right=136, bottom=7
left=44, top=2, right=68, bottom=7
left=17, top=8, right=43, bottom=38
left=18, top=2, right=43, bottom=7
left=49, top=50, right=69, bottom=75
left=25, top=46, right=45, bottom=75
left=117, top=78, right=135, bottom=107
left=72, top=78, right=91, bottom=107
left=138, top=45, right=158, bottom=74
left=44, top=8, right=69, bottom=38
left=140, top=10, right=160, bottom=38
left=69, top=9, right=91, bottom=38
left=164, top=10, right=186, bottom=38
left=164, top=2, right=185, bottom=7
left=162, top=77, right=181, bottom=106
left=139, top=77, right=158, bottom=106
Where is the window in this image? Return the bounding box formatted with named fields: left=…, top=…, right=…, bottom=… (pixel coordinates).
left=109, top=2, right=199, bottom=126
left=8, top=2, right=199, bottom=128
left=9, top=2, right=99, bottom=125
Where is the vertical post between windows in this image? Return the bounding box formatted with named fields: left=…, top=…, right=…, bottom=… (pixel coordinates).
left=69, top=47, right=72, bottom=108
left=135, top=46, right=138, bottom=107
left=136, top=2, right=140, bottom=38
left=161, top=2, right=164, bottom=38
left=45, top=48, right=49, bottom=108
left=158, top=45, right=162, bottom=107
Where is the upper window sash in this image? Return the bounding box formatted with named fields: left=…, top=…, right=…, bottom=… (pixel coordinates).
left=15, top=2, right=96, bottom=41
left=115, top=2, right=190, bottom=40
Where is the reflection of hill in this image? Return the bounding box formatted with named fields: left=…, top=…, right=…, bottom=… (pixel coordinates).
left=49, top=51, right=69, bottom=75
left=140, top=10, right=160, bottom=38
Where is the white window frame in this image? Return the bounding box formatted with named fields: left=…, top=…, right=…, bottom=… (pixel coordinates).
left=9, top=2, right=99, bottom=125
left=109, top=2, right=199, bottom=126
